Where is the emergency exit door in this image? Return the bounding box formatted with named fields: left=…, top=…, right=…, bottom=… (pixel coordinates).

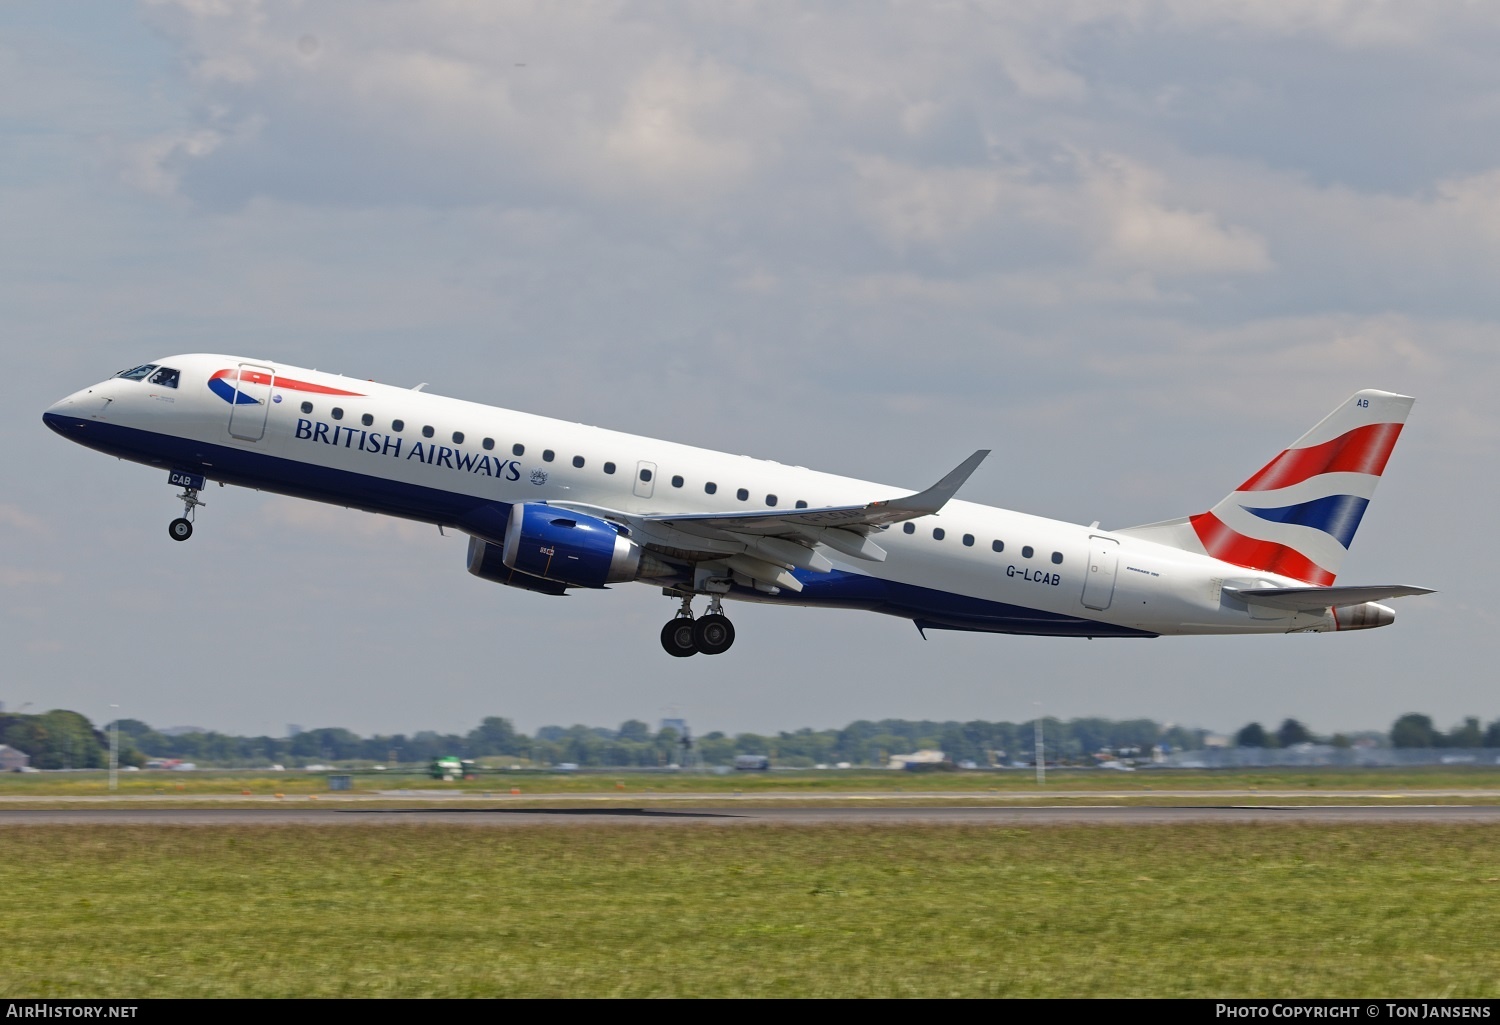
left=1081, top=536, right=1120, bottom=611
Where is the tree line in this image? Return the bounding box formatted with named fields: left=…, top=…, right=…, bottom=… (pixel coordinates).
left=1232, top=715, right=1500, bottom=750
left=3, top=710, right=1497, bottom=770
left=6, top=712, right=1203, bottom=769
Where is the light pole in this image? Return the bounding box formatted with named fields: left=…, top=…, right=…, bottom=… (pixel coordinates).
left=1033, top=701, right=1045, bottom=786
left=109, top=704, right=119, bottom=792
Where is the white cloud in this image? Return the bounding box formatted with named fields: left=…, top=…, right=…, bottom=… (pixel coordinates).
left=120, top=129, right=226, bottom=196
left=0, top=505, right=51, bottom=536
left=0, top=568, right=63, bottom=589
left=852, top=151, right=1270, bottom=277
left=1085, top=156, right=1272, bottom=275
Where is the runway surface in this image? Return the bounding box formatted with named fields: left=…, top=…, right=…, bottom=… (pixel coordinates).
left=4, top=805, right=1500, bottom=826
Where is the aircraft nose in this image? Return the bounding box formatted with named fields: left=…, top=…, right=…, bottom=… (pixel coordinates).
left=43, top=388, right=99, bottom=436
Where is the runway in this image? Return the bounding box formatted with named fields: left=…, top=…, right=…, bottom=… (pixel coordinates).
left=3, top=805, right=1500, bottom=826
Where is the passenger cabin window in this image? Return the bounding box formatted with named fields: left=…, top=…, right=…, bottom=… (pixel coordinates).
left=513, top=443, right=524, bottom=456
left=992, top=540, right=1004, bottom=553
left=332, top=408, right=344, bottom=421
left=795, top=500, right=808, bottom=509
left=1051, top=552, right=1063, bottom=565
left=705, top=482, right=717, bottom=494
left=573, top=455, right=585, bottom=468
left=452, top=432, right=464, bottom=444
left=362, top=413, right=374, bottom=427
left=933, top=527, right=945, bottom=540
left=115, top=364, right=157, bottom=381
left=301, top=401, right=314, bottom=415
left=670, top=474, right=683, bottom=487
left=421, top=425, right=434, bottom=438
left=392, top=419, right=404, bottom=432
left=903, top=523, right=915, bottom=534
left=736, top=488, right=749, bottom=501
left=482, top=438, right=494, bottom=450
left=766, top=495, right=778, bottom=506
left=962, top=534, right=974, bottom=547
left=1022, top=546, right=1034, bottom=559
left=639, top=468, right=653, bottom=482
left=605, top=462, right=617, bottom=475
left=543, top=450, right=555, bottom=462
left=148, top=367, right=179, bottom=389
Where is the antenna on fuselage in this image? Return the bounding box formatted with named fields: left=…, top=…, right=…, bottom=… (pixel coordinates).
left=412, top=383, right=428, bottom=392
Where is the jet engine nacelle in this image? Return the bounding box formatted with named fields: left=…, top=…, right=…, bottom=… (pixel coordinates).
left=501, top=503, right=642, bottom=588
left=466, top=535, right=570, bottom=595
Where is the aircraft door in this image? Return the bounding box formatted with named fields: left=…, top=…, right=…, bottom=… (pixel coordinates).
left=633, top=460, right=657, bottom=500
left=1081, top=536, right=1120, bottom=611
left=226, top=363, right=276, bottom=442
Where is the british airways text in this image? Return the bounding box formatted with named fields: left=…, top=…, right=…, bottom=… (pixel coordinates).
left=295, top=419, right=522, bottom=480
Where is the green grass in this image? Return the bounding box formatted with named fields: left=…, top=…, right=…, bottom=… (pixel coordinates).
left=3, top=764, right=1500, bottom=797
left=1, top=823, right=1497, bottom=997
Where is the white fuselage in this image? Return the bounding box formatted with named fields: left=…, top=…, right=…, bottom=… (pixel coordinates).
left=44, top=354, right=1352, bottom=639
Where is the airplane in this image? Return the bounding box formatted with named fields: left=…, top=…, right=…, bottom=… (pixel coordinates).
left=43, top=356, right=1432, bottom=656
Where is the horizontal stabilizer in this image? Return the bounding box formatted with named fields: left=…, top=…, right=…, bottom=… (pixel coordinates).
left=1225, top=584, right=1434, bottom=612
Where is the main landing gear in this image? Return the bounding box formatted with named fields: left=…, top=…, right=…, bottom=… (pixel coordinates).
left=168, top=484, right=206, bottom=542
left=660, top=593, right=736, bottom=657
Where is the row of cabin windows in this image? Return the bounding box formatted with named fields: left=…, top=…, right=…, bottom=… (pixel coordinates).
left=901, top=521, right=1064, bottom=564
left=302, top=406, right=1057, bottom=550
left=667, top=475, right=807, bottom=507
left=303, top=401, right=812, bottom=507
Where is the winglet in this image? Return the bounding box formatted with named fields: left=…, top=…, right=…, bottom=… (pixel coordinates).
left=874, top=450, right=989, bottom=519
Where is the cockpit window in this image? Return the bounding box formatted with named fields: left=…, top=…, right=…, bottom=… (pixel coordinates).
left=115, top=364, right=157, bottom=381
left=148, top=367, right=180, bottom=389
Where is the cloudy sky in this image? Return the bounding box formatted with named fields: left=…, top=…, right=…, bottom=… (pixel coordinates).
left=4, top=1, right=1495, bottom=740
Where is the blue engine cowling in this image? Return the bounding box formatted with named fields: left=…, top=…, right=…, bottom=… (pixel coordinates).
left=501, top=503, right=642, bottom=588
left=466, top=535, right=570, bottom=595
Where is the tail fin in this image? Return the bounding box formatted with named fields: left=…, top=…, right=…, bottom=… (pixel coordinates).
left=1118, top=390, right=1414, bottom=585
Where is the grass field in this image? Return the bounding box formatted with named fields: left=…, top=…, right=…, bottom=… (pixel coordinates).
left=2, top=823, right=1497, bottom=997
left=3, top=764, right=1499, bottom=797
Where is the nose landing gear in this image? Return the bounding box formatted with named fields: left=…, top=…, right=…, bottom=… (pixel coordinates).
left=659, top=593, right=736, bottom=657
left=168, top=482, right=206, bottom=542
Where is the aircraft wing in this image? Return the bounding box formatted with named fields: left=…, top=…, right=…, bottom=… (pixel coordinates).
left=645, top=450, right=990, bottom=535
left=545, top=450, right=989, bottom=587
left=1225, top=584, right=1435, bottom=612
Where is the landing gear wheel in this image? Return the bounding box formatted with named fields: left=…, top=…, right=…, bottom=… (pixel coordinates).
left=692, top=614, right=735, bottom=655
left=168, top=517, right=194, bottom=542
left=660, top=618, right=698, bottom=658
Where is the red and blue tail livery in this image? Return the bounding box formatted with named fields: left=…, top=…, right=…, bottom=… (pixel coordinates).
left=44, top=358, right=1433, bottom=656
left=1187, top=390, right=1412, bottom=586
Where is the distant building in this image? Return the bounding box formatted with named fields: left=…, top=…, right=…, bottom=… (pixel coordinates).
left=287, top=724, right=304, bottom=738
left=660, top=718, right=687, bottom=735
left=887, top=749, right=947, bottom=769
left=0, top=745, right=31, bottom=772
